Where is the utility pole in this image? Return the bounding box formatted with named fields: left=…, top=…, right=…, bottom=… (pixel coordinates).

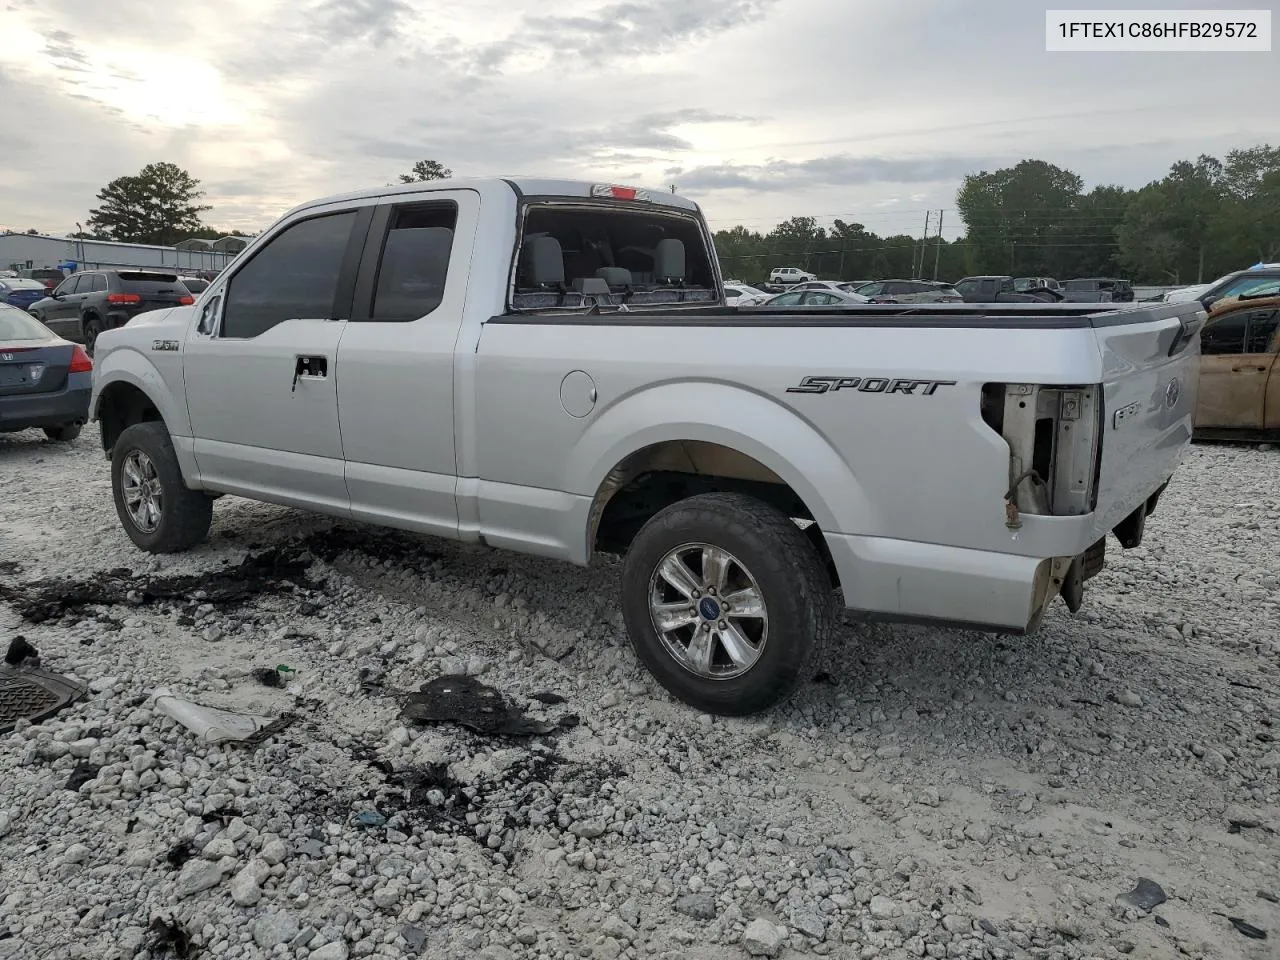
left=932, top=209, right=944, bottom=280
left=914, top=210, right=931, bottom=278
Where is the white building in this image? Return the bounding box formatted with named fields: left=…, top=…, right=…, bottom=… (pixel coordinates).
left=0, top=232, right=250, bottom=277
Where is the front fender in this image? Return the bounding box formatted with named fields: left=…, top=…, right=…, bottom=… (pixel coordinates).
left=564, top=381, right=872, bottom=537
left=90, top=347, right=191, bottom=438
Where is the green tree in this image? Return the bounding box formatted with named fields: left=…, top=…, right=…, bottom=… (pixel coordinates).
left=956, top=160, right=1084, bottom=276
left=1213, top=145, right=1280, bottom=265
left=86, top=162, right=211, bottom=246
left=398, top=159, right=453, bottom=183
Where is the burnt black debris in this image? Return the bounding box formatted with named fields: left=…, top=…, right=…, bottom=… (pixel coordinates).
left=1226, top=917, right=1267, bottom=940
left=145, top=915, right=194, bottom=958
left=253, top=667, right=284, bottom=688
left=165, top=841, right=194, bottom=869
left=1117, top=877, right=1168, bottom=912
left=4, top=636, right=37, bottom=666
left=401, top=675, right=559, bottom=736
left=529, top=692, right=566, bottom=706
left=0, top=547, right=321, bottom=623
left=66, top=762, right=99, bottom=791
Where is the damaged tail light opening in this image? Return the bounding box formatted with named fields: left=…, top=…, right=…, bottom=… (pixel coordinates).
left=981, top=382, right=1103, bottom=525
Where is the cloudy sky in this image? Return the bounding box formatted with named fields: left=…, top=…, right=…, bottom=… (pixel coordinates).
left=0, top=0, right=1273, bottom=241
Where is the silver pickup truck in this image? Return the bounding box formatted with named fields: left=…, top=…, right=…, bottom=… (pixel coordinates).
left=89, top=178, right=1206, bottom=715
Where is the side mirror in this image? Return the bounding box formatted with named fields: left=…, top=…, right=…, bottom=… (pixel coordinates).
left=51, top=291, right=64, bottom=300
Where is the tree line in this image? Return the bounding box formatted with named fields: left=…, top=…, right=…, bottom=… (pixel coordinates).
left=716, top=144, right=1280, bottom=285
left=48, top=146, right=1279, bottom=286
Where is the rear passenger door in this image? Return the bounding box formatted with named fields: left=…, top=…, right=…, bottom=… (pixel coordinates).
left=336, top=189, right=480, bottom=539
left=183, top=204, right=372, bottom=514
left=43, top=275, right=82, bottom=333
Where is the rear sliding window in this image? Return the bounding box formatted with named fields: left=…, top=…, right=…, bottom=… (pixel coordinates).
left=510, top=203, right=716, bottom=311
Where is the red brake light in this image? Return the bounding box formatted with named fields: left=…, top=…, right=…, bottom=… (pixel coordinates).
left=107, top=293, right=142, bottom=304
left=591, top=184, right=648, bottom=201
left=178, top=295, right=195, bottom=305
left=68, top=344, right=93, bottom=373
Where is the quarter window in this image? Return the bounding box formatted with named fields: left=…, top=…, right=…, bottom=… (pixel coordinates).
left=221, top=211, right=355, bottom=339
left=90, top=274, right=107, bottom=292
left=367, top=203, right=457, bottom=322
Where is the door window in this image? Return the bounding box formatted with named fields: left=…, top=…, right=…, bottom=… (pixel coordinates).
left=1244, top=309, right=1280, bottom=353
left=857, top=282, right=884, bottom=296
left=53, top=277, right=76, bottom=296
left=89, top=274, right=107, bottom=292
left=770, top=292, right=803, bottom=305
left=367, top=203, right=458, bottom=322
left=803, top=292, right=836, bottom=304
left=221, top=211, right=356, bottom=339
left=1201, top=312, right=1248, bottom=355
left=954, top=280, right=976, bottom=298
left=1205, top=274, right=1280, bottom=309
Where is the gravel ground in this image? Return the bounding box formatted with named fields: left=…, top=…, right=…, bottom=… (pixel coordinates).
left=0, top=431, right=1277, bottom=960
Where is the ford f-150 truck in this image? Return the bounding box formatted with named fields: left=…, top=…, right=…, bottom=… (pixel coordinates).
left=88, top=178, right=1206, bottom=715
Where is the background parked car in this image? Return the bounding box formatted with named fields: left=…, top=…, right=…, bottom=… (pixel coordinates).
left=1193, top=294, right=1280, bottom=441
left=724, top=283, right=770, bottom=305
left=0, top=302, right=92, bottom=441
left=763, top=288, right=870, bottom=306
left=789, top=280, right=873, bottom=296
left=769, top=266, right=817, bottom=284
left=0, top=277, right=50, bottom=311
left=1013, top=276, right=1061, bottom=292
left=30, top=269, right=194, bottom=355
left=850, top=279, right=963, bottom=303
left=19, top=267, right=65, bottom=291
left=1060, top=278, right=1135, bottom=302
left=179, top=276, right=211, bottom=295
left=955, top=276, right=1063, bottom=303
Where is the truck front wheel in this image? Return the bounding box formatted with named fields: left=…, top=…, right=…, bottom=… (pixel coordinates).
left=111, top=421, right=213, bottom=553
left=620, top=492, right=835, bottom=716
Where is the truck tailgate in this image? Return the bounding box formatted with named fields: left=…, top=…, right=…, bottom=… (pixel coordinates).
left=1088, top=305, right=1205, bottom=539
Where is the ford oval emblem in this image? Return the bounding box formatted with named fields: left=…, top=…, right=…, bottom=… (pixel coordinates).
left=1164, top=377, right=1181, bottom=408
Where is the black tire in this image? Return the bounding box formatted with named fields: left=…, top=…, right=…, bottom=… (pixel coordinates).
left=43, top=423, right=82, bottom=442
left=82, top=314, right=103, bottom=356
left=621, top=492, right=836, bottom=716
left=111, top=421, right=212, bottom=553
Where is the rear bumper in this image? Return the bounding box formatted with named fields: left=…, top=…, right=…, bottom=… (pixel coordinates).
left=0, top=374, right=92, bottom=431
left=826, top=532, right=1052, bottom=631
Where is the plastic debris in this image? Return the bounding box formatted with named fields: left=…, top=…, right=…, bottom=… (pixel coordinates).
left=145, top=915, right=193, bottom=957
left=354, top=811, right=387, bottom=828
left=1226, top=917, right=1267, bottom=940
left=4, top=636, right=37, bottom=666
left=152, top=687, right=293, bottom=744
left=401, top=675, right=559, bottom=736
left=66, top=762, right=99, bottom=791
left=1117, top=878, right=1168, bottom=912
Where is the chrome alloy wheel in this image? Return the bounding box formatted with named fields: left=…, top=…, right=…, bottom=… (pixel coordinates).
left=647, top=542, right=769, bottom=680
left=121, top=449, right=163, bottom=533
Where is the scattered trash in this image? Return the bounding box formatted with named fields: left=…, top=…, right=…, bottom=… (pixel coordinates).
left=1117, top=878, right=1168, bottom=912
left=153, top=688, right=294, bottom=745
left=529, top=691, right=566, bottom=705
left=1259, top=891, right=1279, bottom=904
left=1224, top=917, right=1267, bottom=940
left=401, top=675, right=560, bottom=736
left=145, top=915, right=194, bottom=957
left=253, top=665, right=295, bottom=688
left=0, top=660, right=87, bottom=735
left=353, top=810, right=387, bottom=828
left=4, top=636, right=37, bottom=666
left=65, top=762, right=99, bottom=791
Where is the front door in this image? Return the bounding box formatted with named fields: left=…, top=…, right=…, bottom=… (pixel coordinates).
left=183, top=206, right=371, bottom=515
left=1196, top=306, right=1280, bottom=430
left=42, top=275, right=84, bottom=336
left=335, top=190, right=479, bottom=538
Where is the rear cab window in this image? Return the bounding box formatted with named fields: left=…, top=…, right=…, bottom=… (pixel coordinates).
left=509, top=194, right=718, bottom=313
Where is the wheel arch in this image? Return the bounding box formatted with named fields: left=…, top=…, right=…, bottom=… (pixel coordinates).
left=570, top=382, right=870, bottom=577
left=92, top=355, right=189, bottom=455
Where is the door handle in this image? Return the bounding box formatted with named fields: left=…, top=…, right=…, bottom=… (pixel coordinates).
left=292, top=355, right=328, bottom=392
left=1230, top=365, right=1268, bottom=372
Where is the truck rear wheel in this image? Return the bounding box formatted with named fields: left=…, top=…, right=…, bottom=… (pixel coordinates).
left=111, top=421, right=213, bottom=553
left=620, top=492, right=835, bottom=715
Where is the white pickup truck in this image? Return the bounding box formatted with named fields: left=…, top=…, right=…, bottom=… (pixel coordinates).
left=89, top=178, right=1206, bottom=715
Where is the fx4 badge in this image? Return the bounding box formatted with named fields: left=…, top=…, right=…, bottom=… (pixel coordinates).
left=152, top=339, right=180, bottom=352
left=786, top=375, right=957, bottom=395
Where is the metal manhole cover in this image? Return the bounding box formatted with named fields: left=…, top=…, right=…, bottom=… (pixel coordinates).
left=0, top=667, right=87, bottom=733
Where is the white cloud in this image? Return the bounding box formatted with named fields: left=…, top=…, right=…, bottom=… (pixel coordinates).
left=0, top=0, right=1270, bottom=237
